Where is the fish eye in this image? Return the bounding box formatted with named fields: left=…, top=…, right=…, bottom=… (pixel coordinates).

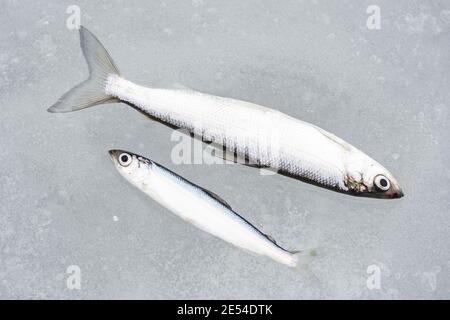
left=118, top=153, right=132, bottom=167
left=374, top=174, right=390, bottom=191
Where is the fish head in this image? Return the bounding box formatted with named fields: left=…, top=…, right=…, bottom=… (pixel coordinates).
left=108, top=149, right=153, bottom=179
left=344, top=152, right=403, bottom=199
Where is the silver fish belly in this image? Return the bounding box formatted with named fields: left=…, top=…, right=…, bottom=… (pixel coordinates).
left=48, top=27, right=403, bottom=199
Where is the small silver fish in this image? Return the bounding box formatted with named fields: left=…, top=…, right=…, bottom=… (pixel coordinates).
left=49, top=27, right=403, bottom=199
left=109, top=150, right=314, bottom=267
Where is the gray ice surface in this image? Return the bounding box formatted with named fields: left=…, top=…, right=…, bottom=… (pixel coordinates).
left=0, top=0, right=449, bottom=299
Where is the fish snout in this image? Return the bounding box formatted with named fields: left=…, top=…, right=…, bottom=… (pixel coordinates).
left=108, top=149, right=128, bottom=164
left=384, top=184, right=404, bottom=199
left=108, top=149, right=120, bottom=161
left=108, top=149, right=120, bottom=157
left=390, top=188, right=404, bottom=199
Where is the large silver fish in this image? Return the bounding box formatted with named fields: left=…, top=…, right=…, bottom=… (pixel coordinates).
left=109, top=150, right=314, bottom=267
left=49, top=27, right=403, bottom=199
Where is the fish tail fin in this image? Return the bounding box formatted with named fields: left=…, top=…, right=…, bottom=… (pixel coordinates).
left=290, top=248, right=321, bottom=286
left=47, top=26, right=120, bottom=113
left=290, top=248, right=318, bottom=268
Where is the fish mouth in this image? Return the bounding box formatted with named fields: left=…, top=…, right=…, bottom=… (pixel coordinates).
left=350, top=190, right=404, bottom=200
left=108, top=149, right=118, bottom=160
left=385, top=181, right=404, bottom=199
left=382, top=189, right=404, bottom=199
left=357, top=187, right=404, bottom=199
left=392, top=188, right=404, bottom=199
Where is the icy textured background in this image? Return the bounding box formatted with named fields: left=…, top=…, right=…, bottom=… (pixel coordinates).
left=0, top=0, right=449, bottom=299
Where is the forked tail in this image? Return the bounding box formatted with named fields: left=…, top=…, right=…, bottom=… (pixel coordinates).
left=47, top=26, right=120, bottom=113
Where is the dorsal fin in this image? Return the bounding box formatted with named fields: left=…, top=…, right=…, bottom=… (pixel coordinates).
left=316, top=126, right=352, bottom=152
left=200, top=187, right=232, bottom=210
left=265, top=234, right=277, bottom=244
left=153, top=160, right=232, bottom=210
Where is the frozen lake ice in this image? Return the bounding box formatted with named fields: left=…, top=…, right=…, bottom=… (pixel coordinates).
left=0, top=0, right=449, bottom=299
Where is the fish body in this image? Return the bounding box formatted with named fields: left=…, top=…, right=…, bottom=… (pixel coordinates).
left=106, top=76, right=346, bottom=190
left=49, top=27, right=403, bottom=199
left=109, top=150, right=309, bottom=267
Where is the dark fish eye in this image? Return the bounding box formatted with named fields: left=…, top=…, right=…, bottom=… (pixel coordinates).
left=374, top=174, right=390, bottom=191
left=118, top=153, right=132, bottom=167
